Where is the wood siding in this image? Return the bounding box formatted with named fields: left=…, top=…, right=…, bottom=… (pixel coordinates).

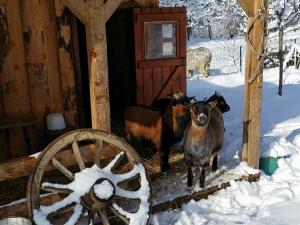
left=0, top=0, right=160, bottom=161
left=134, top=7, right=187, bottom=105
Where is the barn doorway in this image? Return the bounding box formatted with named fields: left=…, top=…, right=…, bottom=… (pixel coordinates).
left=106, top=8, right=136, bottom=135
left=70, top=14, right=92, bottom=128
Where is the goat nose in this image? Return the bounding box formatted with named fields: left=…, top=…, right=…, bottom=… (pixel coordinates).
left=198, top=113, right=206, bottom=120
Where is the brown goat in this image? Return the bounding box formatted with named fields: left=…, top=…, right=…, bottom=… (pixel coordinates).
left=183, top=100, right=224, bottom=188
left=125, top=93, right=191, bottom=171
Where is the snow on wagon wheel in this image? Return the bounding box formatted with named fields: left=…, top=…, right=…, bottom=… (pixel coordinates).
left=27, top=129, right=151, bottom=225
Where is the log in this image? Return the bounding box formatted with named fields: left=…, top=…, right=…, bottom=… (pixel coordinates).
left=0, top=143, right=118, bottom=182
left=241, top=0, right=268, bottom=168
left=55, top=2, right=79, bottom=127
left=151, top=173, right=260, bottom=213
left=0, top=193, right=60, bottom=219
left=88, top=0, right=111, bottom=131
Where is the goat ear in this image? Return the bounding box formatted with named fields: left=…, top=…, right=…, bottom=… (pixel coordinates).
left=188, top=96, right=196, bottom=104
left=208, top=100, right=217, bottom=109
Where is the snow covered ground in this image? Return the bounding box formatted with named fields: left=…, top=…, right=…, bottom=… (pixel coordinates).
left=150, top=67, right=300, bottom=225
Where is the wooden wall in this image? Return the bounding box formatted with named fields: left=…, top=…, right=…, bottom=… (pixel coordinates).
left=136, top=0, right=159, bottom=7
left=0, top=0, right=159, bottom=161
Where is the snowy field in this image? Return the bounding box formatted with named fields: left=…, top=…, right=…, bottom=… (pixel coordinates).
left=150, top=67, right=300, bottom=225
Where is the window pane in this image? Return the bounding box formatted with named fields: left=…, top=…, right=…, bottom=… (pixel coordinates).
left=144, top=22, right=176, bottom=59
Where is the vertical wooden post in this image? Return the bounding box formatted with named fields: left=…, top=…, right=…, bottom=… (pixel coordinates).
left=278, top=28, right=283, bottom=96
left=88, top=0, right=111, bottom=131
left=239, top=0, right=268, bottom=168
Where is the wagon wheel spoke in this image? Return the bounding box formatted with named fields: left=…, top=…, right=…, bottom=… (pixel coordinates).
left=115, top=186, right=141, bottom=199
left=62, top=204, right=84, bottom=224
left=103, top=151, right=125, bottom=172
left=97, top=210, right=110, bottom=225
left=38, top=194, right=76, bottom=216
left=109, top=206, right=129, bottom=224
left=72, top=140, right=86, bottom=170
left=109, top=164, right=141, bottom=184
left=116, top=173, right=140, bottom=185
left=47, top=203, right=75, bottom=219
left=88, top=210, right=96, bottom=225
left=94, top=139, right=103, bottom=167
left=41, top=186, right=72, bottom=194
left=51, top=157, right=74, bottom=181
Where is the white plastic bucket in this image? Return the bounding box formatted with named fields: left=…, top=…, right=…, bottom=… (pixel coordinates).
left=0, top=217, right=32, bottom=225
left=46, top=113, right=66, bottom=131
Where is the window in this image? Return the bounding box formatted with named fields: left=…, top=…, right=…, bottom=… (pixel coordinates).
left=144, top=22, right=177, bottom=59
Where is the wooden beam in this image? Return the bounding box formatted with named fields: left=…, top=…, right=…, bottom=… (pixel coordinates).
left=238, top=0, right=255, bottom=17
left=152, top=174, right=260, bottom=213
left=61, top=0, right=88, bottom=24
left=0, top=143, right=117, bottom=182
left=242, top=0, right=268, bottom=168
left=0, top=193, right=61, bottom=219
left=88, top=0, right=111, bottom=131
left=104, top=0, right=123, bottom=22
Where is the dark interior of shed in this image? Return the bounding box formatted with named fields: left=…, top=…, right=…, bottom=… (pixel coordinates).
left=106, top=8, right=137, bottom=135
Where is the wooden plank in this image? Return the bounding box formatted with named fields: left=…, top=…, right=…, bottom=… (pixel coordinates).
left=136, top=13, right=182, bottom=22
left=0, top=116, right=36, bottom=129
left=41, top=0, right=64, bottom=115
left=152, top=67, right=162, bottom=100
left=242, top=0, right=268, bottom=168
left=238, top=0, right=255, bottom=17
left=61, top=0, right=88, bottom=24
left=88, top=0, right=111, bottom=131
left=179, top=12, right=187, bottom=59
left=2, top=0, right=31, bottom=117
left=156, top=66, right=180, bottom=100
left=242, top=18, right=254, bottom=162
left=138, top=58, right=185, bottom=68
left=136, top=70, right=144, bottom=104
left=0, top=193, right=61, bottom=219
left=151, top=174, right=260, bottom=213
left=134, top=16, right=144, bottom=104
left=143, top=68, right=153, bottom=105
left=21, top=0, right=48, bottom=118
left=55, top=4, right=78, bottom=127
left=179, top=66, right=186, bottom=95
left=1, top=0, right=32, bottom=159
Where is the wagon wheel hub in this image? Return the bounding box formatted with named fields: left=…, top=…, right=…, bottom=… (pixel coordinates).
left=82, top=178, right=116, bottom=211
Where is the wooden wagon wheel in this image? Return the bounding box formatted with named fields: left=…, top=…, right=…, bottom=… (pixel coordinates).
left=27, top=129, right=151, bottom=225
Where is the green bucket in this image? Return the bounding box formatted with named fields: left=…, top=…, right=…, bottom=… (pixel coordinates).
left=259, top=157, right=278, bottom=176
left=260, top=155, right=292, bottom=176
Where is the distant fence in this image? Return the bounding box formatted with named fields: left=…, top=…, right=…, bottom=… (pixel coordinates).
left=187, top=31, right=300, bottom=76
left=188, top=38, right=246, bottom=76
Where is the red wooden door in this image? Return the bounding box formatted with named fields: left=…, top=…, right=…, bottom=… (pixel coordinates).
left=134, top=7, right=187, bottom=105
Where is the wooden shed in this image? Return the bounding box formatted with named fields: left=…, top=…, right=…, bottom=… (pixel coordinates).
left=0, top=0, right=187, bottom=161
